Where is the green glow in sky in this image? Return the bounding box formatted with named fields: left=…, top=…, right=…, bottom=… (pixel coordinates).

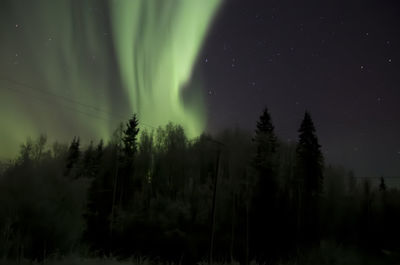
left=0, top=0, right=221, bottom=158
left=111, top=0, right=221, bottom=137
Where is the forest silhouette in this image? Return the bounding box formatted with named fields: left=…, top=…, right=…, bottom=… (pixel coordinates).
left=0, top=109, right=399, bottom=265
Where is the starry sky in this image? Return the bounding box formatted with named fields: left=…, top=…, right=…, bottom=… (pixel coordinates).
left=198, top=0, right=400, bottom=177
left=0, top=0, right=400, bottom=177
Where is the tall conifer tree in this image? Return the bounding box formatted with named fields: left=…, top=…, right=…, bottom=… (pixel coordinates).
left=295, top=111, right=324, bottom=244
left=251, top=107, right=278, bottom=258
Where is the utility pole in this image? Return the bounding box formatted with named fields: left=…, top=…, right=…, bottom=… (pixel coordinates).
left=209, top=147, right=221, bottom=265
left=208, top=138, right=224, bottom=265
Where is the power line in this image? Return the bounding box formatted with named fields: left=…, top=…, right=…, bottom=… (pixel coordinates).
left=1, top=85, right=115, bottom=122
left=0, top=77, right=127, bottom=120
left=0, top=77, right=158, bottom=129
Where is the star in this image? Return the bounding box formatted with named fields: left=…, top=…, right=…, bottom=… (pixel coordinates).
left=388, top=59, right=392, bottom=63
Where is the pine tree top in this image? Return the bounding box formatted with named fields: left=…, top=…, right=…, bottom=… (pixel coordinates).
left=253, top=107, right=278, bottom=156
left=297, top=112, right=320, bottom=147
left=123, top=114, right=140, bottom=157
left=298, top=111, right=316, bottom=134
left=256, top=107, right=275, bottom=135
left=296, top=111, right=323, bottom=164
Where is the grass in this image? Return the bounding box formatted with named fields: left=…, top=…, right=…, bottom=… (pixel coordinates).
left=1, top=241, right=399, bottom=265
left=0, top=255, right=158, bottom=265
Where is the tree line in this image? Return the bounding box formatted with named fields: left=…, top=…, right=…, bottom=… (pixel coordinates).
left=0, top=109, right=399, bottom=264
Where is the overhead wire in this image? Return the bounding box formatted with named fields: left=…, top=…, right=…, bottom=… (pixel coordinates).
left=0, top=77, right=157, bottom=129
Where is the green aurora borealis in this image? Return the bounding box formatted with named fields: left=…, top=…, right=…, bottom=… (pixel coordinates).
left=0, top=0, right=221, bottom=158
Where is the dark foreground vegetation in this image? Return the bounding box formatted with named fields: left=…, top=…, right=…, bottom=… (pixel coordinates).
left=0, top=109, right=399, bottom=264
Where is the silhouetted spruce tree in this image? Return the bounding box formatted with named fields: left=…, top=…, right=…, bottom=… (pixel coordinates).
left=64, top=137, right=80, bottom=177
left=295, top=111, right=323, bottom=245
left=253, top=107, right=278, bottom=169
left=120, top=114, right=140, bottom=207
left=123, top=114, right=140, bottom=162
left=250, top=107, right=279, bottom=258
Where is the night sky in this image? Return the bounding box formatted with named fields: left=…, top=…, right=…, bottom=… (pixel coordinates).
left=1, top=0, right=400, bottom=177
left=199, top=0, right=400, bottom=177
